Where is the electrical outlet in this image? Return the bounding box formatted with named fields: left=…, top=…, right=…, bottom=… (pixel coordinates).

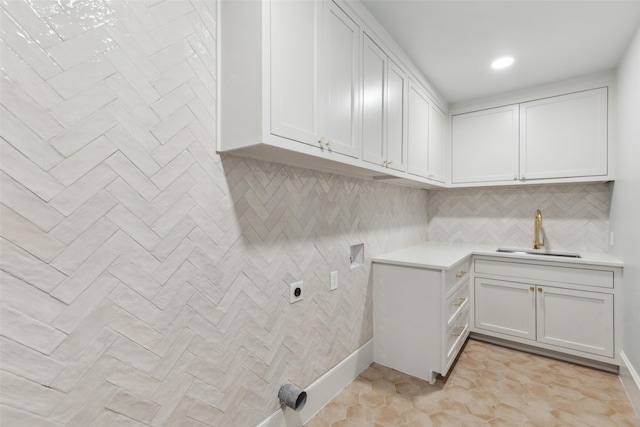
left=289, top=281, right=303, bottom=303
left=330, top=271, right=338, bottom=290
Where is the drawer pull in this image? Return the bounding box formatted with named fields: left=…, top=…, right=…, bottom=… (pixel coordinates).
left=318, top=138, right=332, bottom=148
left=453, top=297, right=467, bottom=307
left=452, top=325, right=465, bottom=337
left=530, top=286, right=534, bottom=291
left=455, top=270, right=467, bottom=278
left=538, top=287, right=543, bottom=293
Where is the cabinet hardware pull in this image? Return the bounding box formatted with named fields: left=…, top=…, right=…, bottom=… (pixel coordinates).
left=513, top=175, right=518, bottom=180
left=455, top=270, right=466, bottom=278
left=382, top=160, right=388, bottom=166
left=530, top=286, right=534, bottom=291
left=386, top=160, right=393, bottom=166
left=453, top=297, right=466, bottom=307
left=453, top=325, right=465, bottom=337
left=538, top=288, right=543, bottom=293
left=318, top=138, right=331, bottom=148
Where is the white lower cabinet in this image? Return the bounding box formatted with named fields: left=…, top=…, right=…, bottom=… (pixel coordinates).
left=473, top=257, right=619, bottom=363
left=373, top=257, right=471, bottom=383
left=474, top=278, right=536, bottom=341
left=537, top=286, right=613, bottom=357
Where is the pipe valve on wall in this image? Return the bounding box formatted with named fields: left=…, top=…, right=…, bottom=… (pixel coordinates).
left=278, top=383, right=307, bottom=412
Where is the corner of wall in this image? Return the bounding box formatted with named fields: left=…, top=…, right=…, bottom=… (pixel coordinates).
left=611, top=23, right=640, bottom=405
left=620, top=351, right=640, bottom=417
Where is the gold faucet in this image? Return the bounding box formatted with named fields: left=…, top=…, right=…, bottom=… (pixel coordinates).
left=533, top=209, right=544, bottom=249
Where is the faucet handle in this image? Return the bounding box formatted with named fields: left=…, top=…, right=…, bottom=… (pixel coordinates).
left=533, top=209, right=544, bottom=249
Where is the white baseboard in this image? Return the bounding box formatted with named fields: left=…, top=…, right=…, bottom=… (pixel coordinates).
left=256, top=339, right=374, bottom=427
left=619, top=351, right=640, bottom=418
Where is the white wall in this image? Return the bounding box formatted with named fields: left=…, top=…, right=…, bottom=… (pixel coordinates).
left=0, top=1, right=430, bottom=425
left=611, top=25, right=640, bottom=405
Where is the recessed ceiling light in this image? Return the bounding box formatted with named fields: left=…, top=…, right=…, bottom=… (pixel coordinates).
left=491, top=56, right=515, bottom=70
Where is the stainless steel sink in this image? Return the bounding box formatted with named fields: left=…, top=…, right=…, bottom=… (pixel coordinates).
left=496, top=248, right=582, bottom=259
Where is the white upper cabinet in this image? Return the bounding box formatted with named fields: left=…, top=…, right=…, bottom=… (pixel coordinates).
left=362, top=35, right=386, bottom=166
left=428, top=103, right=447, bottom=183
left=520, top=88, right=608, bottom=180
left=407, top=81, right=445, bottom=182
left=385, top=60, right=407, bottom=172
left=407, top=82, right=430, bottom=178
left=271, top=0, right=362, bottom=158
left=362, top=34, right=407, bottom=172
left=270, top=0, right=319, bottom=146
left=220, top=0, right=448, bottom=188
left=451, top=105, right=520, bottom=184
left=451, top=87, right=609, bottom=186
left=320, top=1, right=360, bottom=158
left=221, top=2, right=613, bottom=190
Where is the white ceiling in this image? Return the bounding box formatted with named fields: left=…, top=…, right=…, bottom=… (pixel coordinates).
left=358, top=0, right=640, bottom=104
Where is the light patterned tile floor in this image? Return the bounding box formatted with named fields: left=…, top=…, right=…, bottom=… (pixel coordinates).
left=305, top=339, right=640, bottom=426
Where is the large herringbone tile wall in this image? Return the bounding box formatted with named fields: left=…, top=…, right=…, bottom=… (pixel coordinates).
left=0, top=1, right=431, bottom=425
left=428, top=183, right=611, bottom=253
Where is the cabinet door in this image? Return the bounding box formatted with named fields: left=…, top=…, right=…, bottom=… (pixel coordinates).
left=474, top=278, right=536, bottom=340
left=320, top=1, right=360, bottom=158
left=270, top=0, right=319, bottom=146
left=451, top=105, right=519, bottom=184
left=520, top=88, right=608, bottom=180
left=428, top=103, right=446, bottom=183
left=406, top=81, right=430, bottom=178
left=537, top=286, right=613, bottom=357
left=361, top=35, right=386, bottom=166
left=385, top=59, right=407, bottom=172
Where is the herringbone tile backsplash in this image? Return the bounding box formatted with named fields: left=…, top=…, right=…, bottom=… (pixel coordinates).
left=0, top=0, right=612, bottom=426
left=0, top=1, right=430, bottom=425
left=428, top=183, right=611, bottom=253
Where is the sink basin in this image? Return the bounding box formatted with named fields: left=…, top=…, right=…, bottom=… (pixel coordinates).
left=496, top=248, right=582, bottom=259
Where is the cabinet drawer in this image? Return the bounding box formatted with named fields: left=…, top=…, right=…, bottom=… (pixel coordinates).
left=447, top=279, right=469, bottom=325
left=445, top=258, right=471, bottom=296
left=446, top=306, right=469, bottom=361
left=475, top=259, right=613, bottom=289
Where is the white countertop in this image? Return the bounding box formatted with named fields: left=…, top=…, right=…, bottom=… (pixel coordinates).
left=372, top=242, right=624, bottom=270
